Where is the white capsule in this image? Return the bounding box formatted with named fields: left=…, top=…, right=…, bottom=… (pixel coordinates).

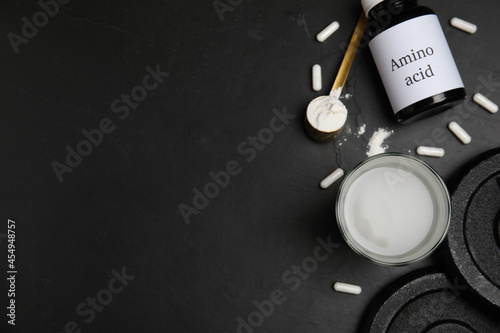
left=448, top=121, right=471, bottom=144
left=316, top=21, right=340, bottom=42
left=320, top=168, right=344, bottom=189
left=312, top=64, right=322, bottom=92
left=416, top=146, right=445, bottom=158
left=450, top=17, right=477, bottom=34
left=333, top=282, right=362, bottom=295
left=473, top=93, right=498, bottom=114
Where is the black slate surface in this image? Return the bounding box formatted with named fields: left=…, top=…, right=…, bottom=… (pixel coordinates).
left=1, top=0, right=500, bottom=332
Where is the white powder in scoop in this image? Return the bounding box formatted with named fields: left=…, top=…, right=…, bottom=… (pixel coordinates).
left=367, top=128, right=394, bottom=157
left=306, top=89, right=348, bottom=132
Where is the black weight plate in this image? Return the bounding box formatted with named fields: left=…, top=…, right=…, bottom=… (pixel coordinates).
left=358, top=269, right=500, bottom=333
left=442, top=148, right=500, bottom=313
left=496, top=209, right=500, bottom=248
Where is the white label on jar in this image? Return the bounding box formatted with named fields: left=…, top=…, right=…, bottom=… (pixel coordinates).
left=369, top=14, right=464, bottom=114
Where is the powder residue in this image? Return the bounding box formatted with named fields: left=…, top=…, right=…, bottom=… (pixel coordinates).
left=306, top=89, right=348, bottom=132
left=357, top=124, right=366, bottom=137
left=366, top=128, right=394, bottom=157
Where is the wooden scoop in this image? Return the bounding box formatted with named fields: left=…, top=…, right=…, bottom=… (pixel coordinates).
left=332, top=13, right=368, bottom=94
left=305, top=12, right=368, bottom=143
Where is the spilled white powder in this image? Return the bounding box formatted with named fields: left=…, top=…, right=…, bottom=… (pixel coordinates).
left=357, top=124, right=366, bottom=137
left=306, top=88, right=348, bottom=132
left=366, top=128, right=394, bottom=157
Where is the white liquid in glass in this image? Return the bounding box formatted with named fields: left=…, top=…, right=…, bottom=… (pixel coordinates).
left=344, top=166, right=434, bottom=257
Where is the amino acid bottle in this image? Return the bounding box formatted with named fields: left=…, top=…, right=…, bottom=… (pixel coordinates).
left=362, top=0, right=467, bottom=123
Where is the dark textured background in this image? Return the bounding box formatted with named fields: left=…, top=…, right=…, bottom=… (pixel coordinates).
left=1, top=0, right=499, bottom=332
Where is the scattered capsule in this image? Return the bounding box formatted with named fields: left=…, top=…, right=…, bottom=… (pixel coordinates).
left=320, top=168, right=345, bottom=189
left=333, top=282, right=362, bottom=295
left=450, top=17, right=477, bottom=34
left=416, top=146, right=445, bottom=158
left=473, top=93, right=498, bottom=114
left=316, top=21, right=340, bottom=42
left=312, top=64, right=322, bottom=92
left=448, top=121, right=471, bottom=144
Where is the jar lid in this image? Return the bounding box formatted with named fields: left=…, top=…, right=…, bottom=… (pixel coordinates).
left=361, top=0, right=384, bottom=17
